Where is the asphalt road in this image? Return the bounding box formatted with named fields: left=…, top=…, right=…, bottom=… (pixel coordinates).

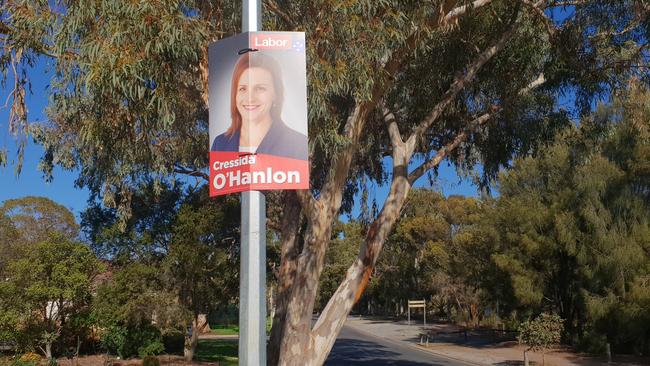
left=325, top=324, right=469, bottom=366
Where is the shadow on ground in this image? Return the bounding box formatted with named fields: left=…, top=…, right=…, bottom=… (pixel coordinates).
left=493, top=361, right=527, bottom=366
left=325, top=337, right=443, bottom=366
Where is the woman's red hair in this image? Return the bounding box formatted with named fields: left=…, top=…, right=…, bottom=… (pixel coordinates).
left=226, top=52, right=285, bottom=138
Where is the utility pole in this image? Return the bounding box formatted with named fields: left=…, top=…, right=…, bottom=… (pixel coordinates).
left=239, top=1, right=266, bottom=365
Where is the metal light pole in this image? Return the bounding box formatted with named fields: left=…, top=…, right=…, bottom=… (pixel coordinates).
left=239, top=1, right=266, bottom=365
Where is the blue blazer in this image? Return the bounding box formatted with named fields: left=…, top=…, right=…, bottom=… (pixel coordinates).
left=211, top=120, right=308, bottom=160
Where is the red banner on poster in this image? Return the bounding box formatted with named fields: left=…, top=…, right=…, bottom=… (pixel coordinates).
left=209, top=152, right=309, bottom=196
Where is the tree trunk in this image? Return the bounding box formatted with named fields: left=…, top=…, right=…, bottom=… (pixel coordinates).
left=269, top=283, right=276, bottom=319
left=278, top=145, right=413, bottom=365
left=524, top=350, right=530, bottom=366
left=45, top=342, right=52, bottom=360
left=184, top=317, right=200, bottom=362
left=277, top=212, right=337, bottom=365
left=268, top=191, right=303, bottom=365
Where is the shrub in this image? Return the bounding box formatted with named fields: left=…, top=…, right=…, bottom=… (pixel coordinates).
left=518, top=313, right=564, bottom=352
left=11, top=353, right=42, bottom=366
left=137, top=340, right=164, bottom=359
left=17, top=354, right=39, bottom=363
left=100, top=326, right=127, bottom=358
left=141, top=356, right=160, bottom=366
left=100, top=325, right=164, bottom=359
left=162, top=332, right=184, bottom=355
left=10, top=353, right=40, bottom=366
left=10, top=361, right=37, bottom=366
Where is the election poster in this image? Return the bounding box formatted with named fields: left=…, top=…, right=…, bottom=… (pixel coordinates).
left=208, top=32, right=309, bottom=197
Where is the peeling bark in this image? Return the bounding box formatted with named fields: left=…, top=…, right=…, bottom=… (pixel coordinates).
left=268, top=191, right=303, bottom=366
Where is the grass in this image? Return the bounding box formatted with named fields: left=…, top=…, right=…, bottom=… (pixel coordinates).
left=211, top=317, right=273, bottom=336
left=211, top=325, right=239, bottom=336
left=195, top=339, right=238, bottom=366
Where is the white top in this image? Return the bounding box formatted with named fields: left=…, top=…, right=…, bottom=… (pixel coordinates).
left=239, top=146, right=257, bottom=153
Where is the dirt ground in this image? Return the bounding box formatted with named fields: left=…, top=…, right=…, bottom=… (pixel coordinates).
left=418, top=341, right=650, bottom=366
left=54, top=355, right=219, bottom=366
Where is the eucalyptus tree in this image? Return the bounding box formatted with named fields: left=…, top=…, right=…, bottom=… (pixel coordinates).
left=0, top=196, right=79, bottom=244
left=1, top=0, right=649, bottom=364
left=266, top=2, right=649, bottom=364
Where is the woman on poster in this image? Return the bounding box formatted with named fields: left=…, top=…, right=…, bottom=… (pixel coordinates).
left=211, top=52, right=308, bottom=161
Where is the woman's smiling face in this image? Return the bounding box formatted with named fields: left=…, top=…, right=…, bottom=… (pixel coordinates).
left=236, top=67, right=276, bottom=124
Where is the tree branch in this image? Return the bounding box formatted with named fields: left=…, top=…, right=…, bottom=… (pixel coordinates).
left=547, top=0, right=589, bottom=7
left=519, top=73, right=546, bottom=95
left=408, top=112, right=493, bottom=184
left=0, top=21, right=74, bottom=59
left=445, top=0, right=495, bottom=22
left=268, top=191, right=303, bottom=365
left=173, top=165, right=209, bottom=181
left=316, top=0, right=497, bottom=212
left=408, top=72, right=546, bottom=184
left=408, top=21, right=519, bottom=146
left=264, top=0, right=298, bottom=30
left=520, top=0, right=556, bottom=36
left=382, top=106, right=404, bottom=149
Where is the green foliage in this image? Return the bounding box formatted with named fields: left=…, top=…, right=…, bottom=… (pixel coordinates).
left=31, top=1, right=216, bottom=196
left=163, top=189, right=240, bottom=318
left=88, top=185, right=240, bottom=356
left=137, top=338, right=164, bottom=359
left=81, top=182, right=184, bottom=261
left=0, top=210, right=88, bottom=353
left=0, top=232, right=101, bottom=355
left=99, top=324, right=163, bottom=359
left=326, top=191, right=488, bottom=321
left=93, top=262, right=179, bottom=358
left=317, top=221, right=364, bottom=310
left=345, top=86, right=650, bottom=356
left=469, top=85, right=650, bottom=353
left=518, top=313, right=564, bottom=352
left=1, top=1, right=643, bottom=214
left=0, top=196, right=79, bottom=245
left=99, top=326, right=126, bottom=358
left=10, top=360, right=38, bottom=366
left=0, top=212, right=19, bottom=282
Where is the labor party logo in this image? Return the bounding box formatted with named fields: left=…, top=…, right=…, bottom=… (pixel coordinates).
left=208, top=32, right=309, bottom=196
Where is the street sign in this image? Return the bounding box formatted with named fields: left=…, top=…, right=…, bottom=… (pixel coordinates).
left=208, top=32, right=309, bottom=197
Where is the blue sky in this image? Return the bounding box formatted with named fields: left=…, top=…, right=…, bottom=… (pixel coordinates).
left=0, top=57, right=91, bottom=219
